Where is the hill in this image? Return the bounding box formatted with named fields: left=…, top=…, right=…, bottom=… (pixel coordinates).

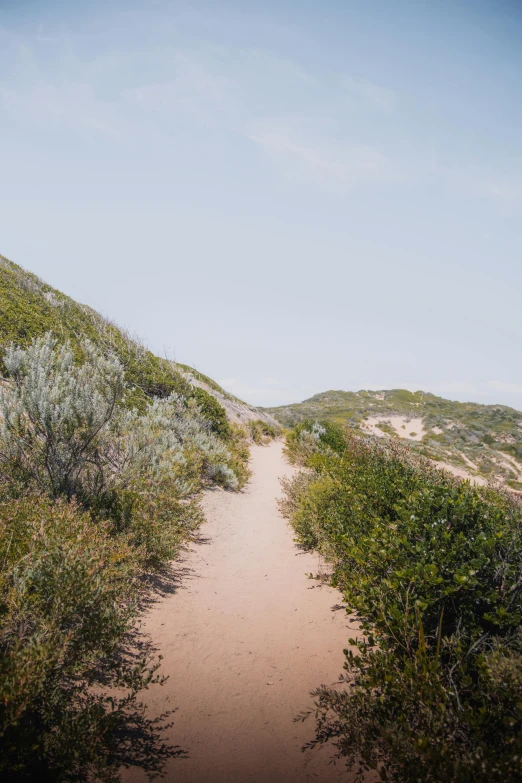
left=266, top=388, right=522, bottom=488
left=0, top=254, right=276, bottom=430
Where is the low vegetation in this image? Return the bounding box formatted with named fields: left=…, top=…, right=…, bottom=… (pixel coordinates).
left=281, top=421, right=522, bottom=782
left=267, top=388, right=522, bottom=488
left=0, top=255, right=252, bottom=780
left=247, top=418, right=280, bottom=445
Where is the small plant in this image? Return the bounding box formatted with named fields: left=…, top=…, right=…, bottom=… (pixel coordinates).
left=247, top=419, right=279, bottom=445
left=284, top=419, right=346, bottom=465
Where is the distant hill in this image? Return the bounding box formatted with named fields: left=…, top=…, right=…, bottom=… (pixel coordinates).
left=0, top=254, right=276, bottom=428
left=266, top=388, right=522, bottom=488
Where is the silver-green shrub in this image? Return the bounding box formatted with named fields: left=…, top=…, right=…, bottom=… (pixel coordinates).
left=0, top=334, right=238, bottom=500
left=0, top=334, right=124, bottom=498
left=113, top=394, right=238, bottom=491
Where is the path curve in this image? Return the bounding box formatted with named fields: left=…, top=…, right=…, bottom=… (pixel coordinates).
left=124, top=441, right=351, bottom=782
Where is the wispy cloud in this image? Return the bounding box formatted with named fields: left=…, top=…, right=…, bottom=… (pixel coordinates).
left=121, top=53, right=233, bottom=111
left=249, top=118, right=393, bottom=188
left=341, top=77, right=396, bottom=111
left=2, top=19, right=520, bottom=211
left=0, top=35, right=236, bottom=142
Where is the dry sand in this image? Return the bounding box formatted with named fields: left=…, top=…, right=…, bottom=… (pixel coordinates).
left=123, top=441, right=353, bottom=783
left=361, top=415, right=426, bottom=441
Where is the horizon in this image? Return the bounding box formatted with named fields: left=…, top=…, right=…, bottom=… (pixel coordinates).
left=2, top=0, right=522, bottom=408
left=4, top=248, right=522, bottom=414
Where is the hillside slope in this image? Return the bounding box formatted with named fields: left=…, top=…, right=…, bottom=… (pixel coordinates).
left=0, top=254, right=276, bottom=429
left=266, top=388, right=522, bottom=488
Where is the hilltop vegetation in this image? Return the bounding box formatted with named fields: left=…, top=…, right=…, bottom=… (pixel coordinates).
left=267, top=388, right=522, bottom=488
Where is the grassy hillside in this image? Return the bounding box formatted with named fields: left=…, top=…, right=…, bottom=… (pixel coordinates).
left=267, top=388, right=522, bottom=488
left=0, top=254, right=237, bottom=432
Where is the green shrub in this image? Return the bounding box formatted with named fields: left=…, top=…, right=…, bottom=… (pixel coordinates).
left=284, top=419, right=346, bottom=464
left=0, top=494, right=175, bottom=781
left=223, top=423, right=251, bottom=490
left=283, top=428, right=522, bottom=782
left=247, top=419, right=279, bottom=445
left=190, top=386, right=231, bottom=439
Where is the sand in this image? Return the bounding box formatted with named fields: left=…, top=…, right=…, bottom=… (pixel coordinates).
left=362, top=415, right=427, bottom=441
left=433, top=459, right=487, bottom=486
left=123, top=441, right=353, bottom=783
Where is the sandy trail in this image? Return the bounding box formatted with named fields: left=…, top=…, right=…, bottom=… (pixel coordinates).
left=124, top=441, right=352, bottom=783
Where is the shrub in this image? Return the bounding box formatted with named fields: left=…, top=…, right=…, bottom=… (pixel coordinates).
left=109, top=393, right=239, bottom=493
left=283, top=427, right=522, bottom=782
left=284, top=419, right=345, bottom=465
left=247, top=419, right=279, bottom=445
left=225, top=424, right=252, bottom=489
left=190, top=386, right=231, bottom=440
left=0, top=494, right=173, bottom=781
left=0, top=334, right=124, bottom=499
left=0, top=335, right=240, bottom=509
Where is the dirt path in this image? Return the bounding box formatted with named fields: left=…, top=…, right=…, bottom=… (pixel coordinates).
left=124, top=441, right=351, bottom=783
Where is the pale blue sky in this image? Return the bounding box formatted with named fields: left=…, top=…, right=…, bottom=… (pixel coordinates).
left=1, top=0, right=522, bottom=407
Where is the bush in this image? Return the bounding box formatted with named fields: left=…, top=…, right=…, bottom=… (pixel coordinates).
left=0, top=334, right=239, bottom=499
left=225, top=424, right=252, bottom=489
left=284, top=419, right=345, bottom=465
left=0, top=256, right=225, bottom=433
left=0, top=494, right=173, bottom=781
left=190, top=386, right=231, bottom=440
left=283, top=426, right=522, bottom=782
left=247, top=419, right=279, bottom=445
left=0, top=334, right=125, bottom=499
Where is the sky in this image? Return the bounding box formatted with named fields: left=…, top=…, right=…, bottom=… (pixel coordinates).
left=1, top=0, right=522, bottom=408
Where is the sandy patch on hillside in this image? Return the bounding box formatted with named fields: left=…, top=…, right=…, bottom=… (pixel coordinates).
left=361, top=415, right=427, bottom=441
left=502, top=453, right=522, bottom=479
left=123, top=442, right=358, bottom=783
left=459, top=452, right=480, bottom=472
left=490, top=452, right=522, bottom=482
left=433, top=460, right=487, bottom=486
